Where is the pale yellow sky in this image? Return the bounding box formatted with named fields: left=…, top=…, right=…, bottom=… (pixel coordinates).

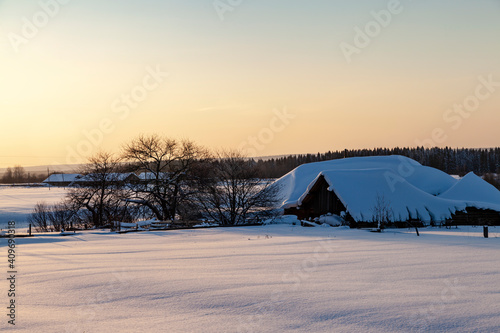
left=0, top=0, right=499, bottom=167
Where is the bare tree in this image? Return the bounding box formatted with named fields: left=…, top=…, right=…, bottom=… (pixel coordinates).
left=66, top=152, right=129, bottom=227
left=193, top=150, right=279, bottom=226
left=122, top=134, right=208, bottom=221
left=371, top=193, right=393, bottom=231
left=1, top=166, right=26, bottom=183
left=48, top=202, right=75, bottom=231
left=27, top=202, right=51, bottom=232
left=1, top=167, right=13, bottom=183
left=1, top=165, right=44, bottom=184
left=12, top=165, right=26, bottom=183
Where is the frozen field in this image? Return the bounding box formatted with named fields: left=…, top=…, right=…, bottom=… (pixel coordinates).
left=1, top=224, right=499, bottom=332
left=0, top=186, right=68, bottom=229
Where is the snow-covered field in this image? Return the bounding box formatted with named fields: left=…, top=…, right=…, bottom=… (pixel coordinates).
left=2, top=225, right=500, bottom=332
left=0, top=186, right=68, bottom=229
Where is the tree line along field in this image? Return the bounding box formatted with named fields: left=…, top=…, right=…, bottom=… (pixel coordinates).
left=2, top=142, right=500, bottom=233
left=20, top=135, right=278, bottom=233
left=0, top=165, right=46, bottom=184
left=2, top=147, right=500, bottom=186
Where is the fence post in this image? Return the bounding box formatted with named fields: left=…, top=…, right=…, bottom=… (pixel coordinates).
left=483, top=225, right=489, bottom=238
left=29, top=223, right=32, bottom=236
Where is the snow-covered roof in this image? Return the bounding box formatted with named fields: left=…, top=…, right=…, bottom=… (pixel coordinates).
left=439, top=172, right=500, bottom=211
left=74, top=172, right=138, bottom=183
left=138, top=172, right=171, bottom=181
left=297, top=169, right=465, bottom=223
left=42, top=173, right=82, bottom=183
left=275, top=155, right=457, bottom=209
left=274, top=155, right=500, bottom=222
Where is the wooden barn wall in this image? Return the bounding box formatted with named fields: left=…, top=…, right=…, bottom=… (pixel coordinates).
left=285, top=176, right=346, bottom=220
left=449, top=208, right=500, bottom=226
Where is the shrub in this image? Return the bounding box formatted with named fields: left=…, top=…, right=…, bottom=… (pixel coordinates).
left=27, top=202, right=51, bottom=232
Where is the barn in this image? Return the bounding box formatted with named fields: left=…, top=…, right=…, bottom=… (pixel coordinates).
left=275, top=156, right=500, bottom=227
left=70, top=172, right=140, bottom=187
left=137, top=172, right=171, bottom=183
left=42, top=173, right=82, bottom=186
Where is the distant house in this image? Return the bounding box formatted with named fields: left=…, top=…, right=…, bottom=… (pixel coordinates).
left=138, top=172, right=171, bottom=183
left=42, top=173, right=82, bottom=186
left=275, top=156, right=500, bottom=226
left=70, top=172, right=140, bottom=187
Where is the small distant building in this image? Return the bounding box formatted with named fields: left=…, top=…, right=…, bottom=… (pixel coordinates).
left=42, top=173, right=82, bottom=187
left=138, top=172, right=171, bottom=183
left=70, top=172, right=140, bottom=187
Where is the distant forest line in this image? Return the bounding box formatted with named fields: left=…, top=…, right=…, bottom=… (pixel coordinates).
left=2, top=147, right=500, bottom=184
left=254, top=147, right=500, bottom=179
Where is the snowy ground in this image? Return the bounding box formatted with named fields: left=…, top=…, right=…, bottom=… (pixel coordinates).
left=2, top=225, right=500, bottom=332
left=0, top=186, right=68, bottom=229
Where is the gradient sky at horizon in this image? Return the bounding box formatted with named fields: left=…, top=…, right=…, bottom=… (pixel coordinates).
left=1, top=0, right=499, bottom=168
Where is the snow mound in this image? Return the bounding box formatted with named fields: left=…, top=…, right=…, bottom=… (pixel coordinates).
left=263, top=215, right=301, bottom=225
left=193, top=222, right=219, bottom=227
left=315, top=214, right=343, bottom=226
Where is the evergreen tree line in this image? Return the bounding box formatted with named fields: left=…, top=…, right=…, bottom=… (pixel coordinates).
left=254, top=147, right=500, bottom=179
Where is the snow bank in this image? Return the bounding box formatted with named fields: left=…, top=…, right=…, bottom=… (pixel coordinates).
left=315, top=213, right=343, bottom=226
left=193, top=222, right=219, bottom=227
left=263, top=215, right=301, bottom=225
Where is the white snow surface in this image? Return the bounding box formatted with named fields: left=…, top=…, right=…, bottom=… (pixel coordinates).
left=274, top=156, right=500, bottom=222
left=0, top=186, right=68, bottom=228
left=3, top=225, right=500, bottom=332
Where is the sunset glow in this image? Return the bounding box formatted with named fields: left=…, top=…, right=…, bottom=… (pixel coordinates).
left=1, top=0, right=499, bottom=167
